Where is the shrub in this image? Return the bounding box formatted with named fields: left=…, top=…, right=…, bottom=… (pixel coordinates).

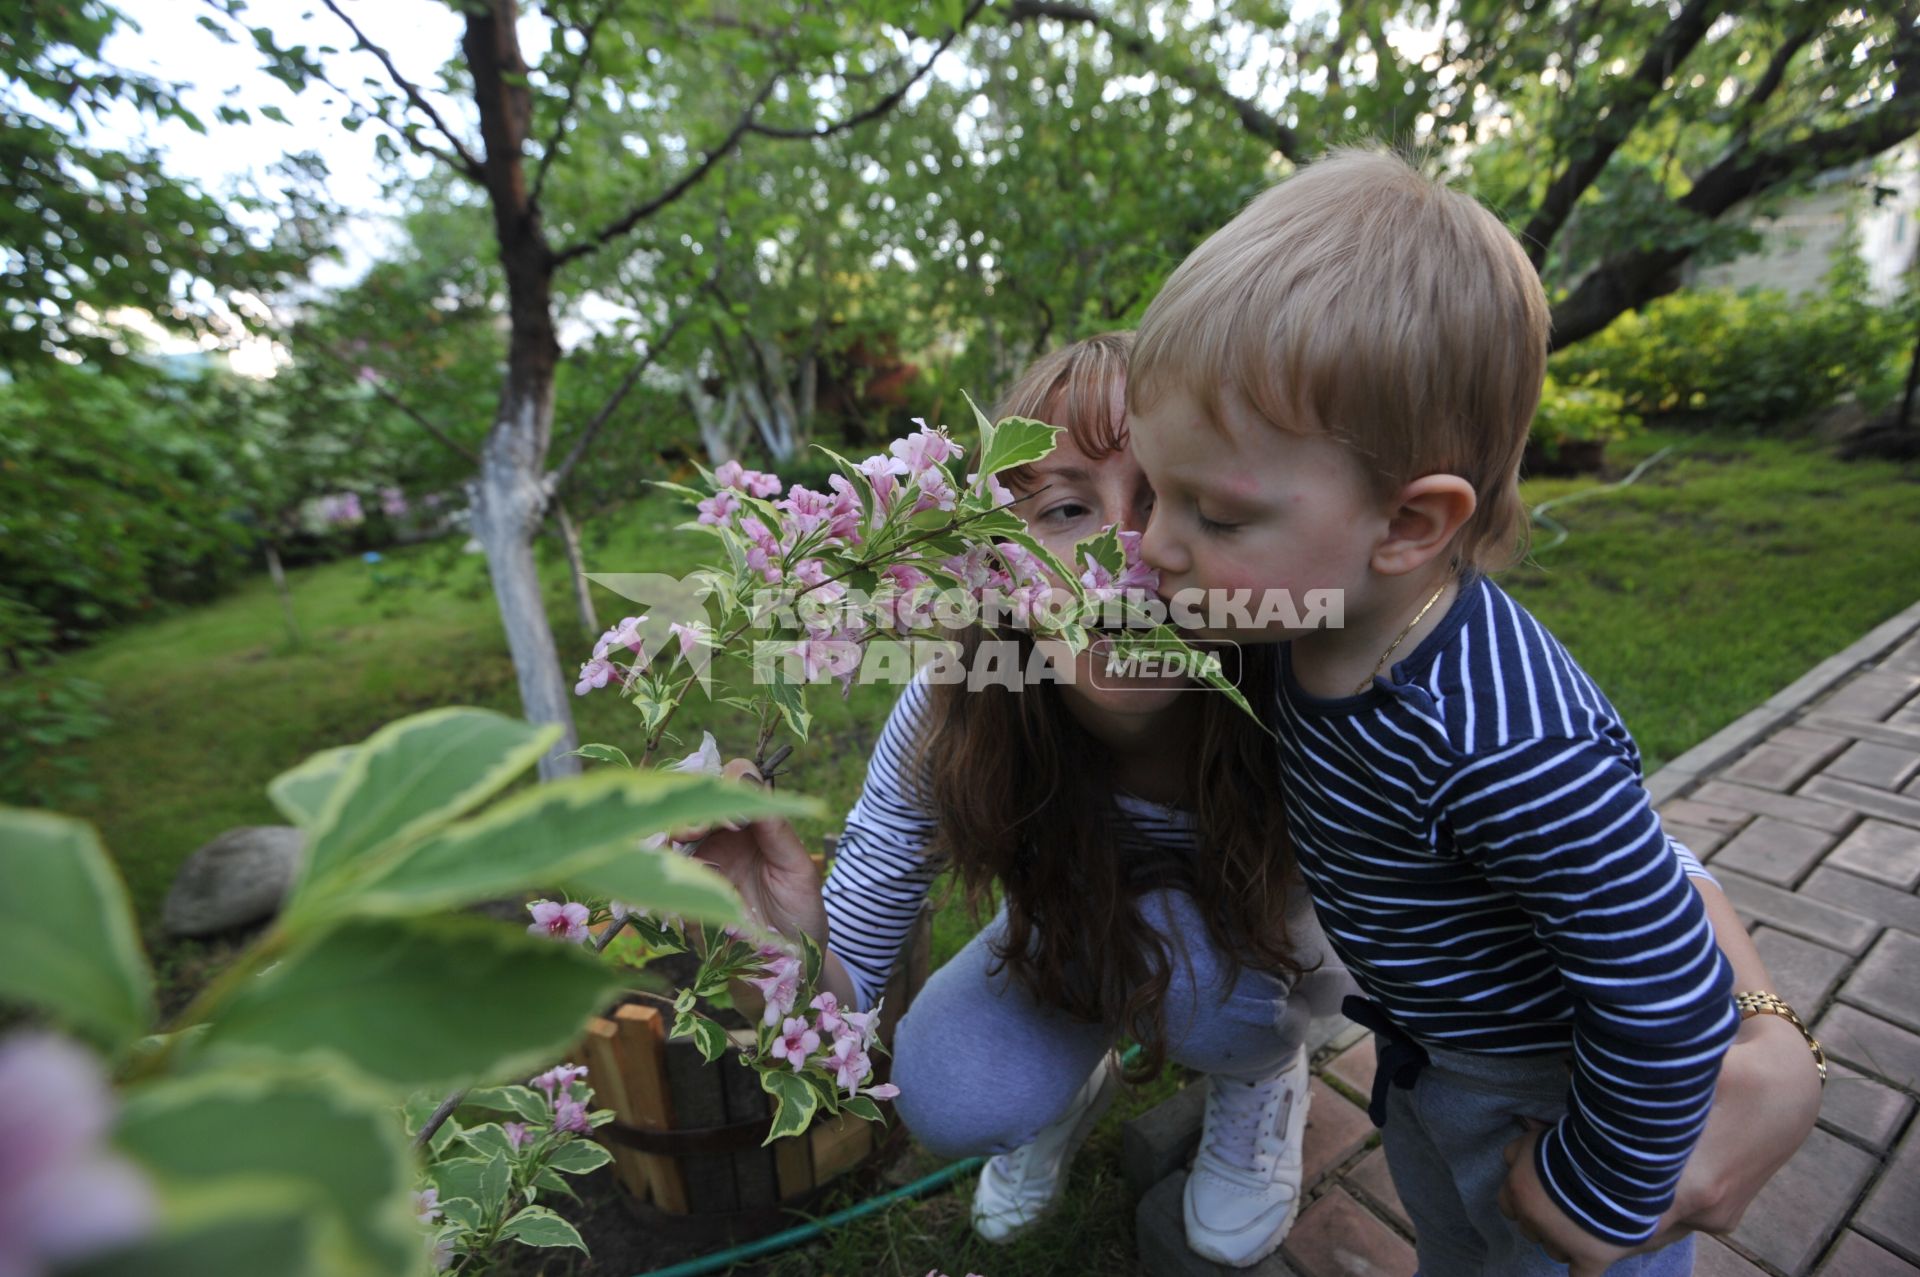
left=1531, top=374, right=1642, bottom=456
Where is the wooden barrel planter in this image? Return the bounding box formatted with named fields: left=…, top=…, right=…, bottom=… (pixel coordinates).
left=579, top=848, right=931, bottom=1243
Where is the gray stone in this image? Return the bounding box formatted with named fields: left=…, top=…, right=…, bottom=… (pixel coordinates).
left=1696, top=1238, right=1768, bottom=1275
left=1825, top=819, right=1920, bottom=890
left=1802, top=775, right=1920, bottom=832
left=1857, top=1125, right=1920, bottom=1266
left=1803, top=866, right=1920, bottom=935
left=1819, top=672, right=1920, bottom=724
left=1723, top=743, right=1830, bottom=793
left=1751, top=926, right=1851, bottom=1013
left=162, top=825, right=305, bottom=937
left=1820, top=1232, right=1920, bottom=1276
left=1690, top=780, right=1860, bottom=833
left=1840, top=929, right=1920, bottom=1036
left=1711, top=815, right=1837, bottom=886
left=1714, top=869, right=1880, bottom=955
left=1826, top=742, right=1920, bottom=792
left=1819, top=1063, right=1915, bottom=1153
left=1816, top=1004, right=1920, bottom=1091
left=1135, top=1170, right=1300, bottom=1276
left=1729, top=1126, right=1878, bottom=1274
left=1124, top=1083, right=1206, bottom=1199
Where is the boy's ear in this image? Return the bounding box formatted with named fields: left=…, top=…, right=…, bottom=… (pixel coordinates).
left=1372, top=475, right=1476, bottom=577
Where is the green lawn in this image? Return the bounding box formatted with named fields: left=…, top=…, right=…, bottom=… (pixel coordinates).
left=17, top=427, right=1920, bottom=1272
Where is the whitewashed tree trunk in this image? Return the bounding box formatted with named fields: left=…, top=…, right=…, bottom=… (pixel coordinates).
left=685, top=373, right=744, bottom=467
left=553, top=499, right=598, bottom=638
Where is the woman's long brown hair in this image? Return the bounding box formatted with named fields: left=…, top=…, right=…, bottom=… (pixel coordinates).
left=913, top=332, right=1302, bottom=1083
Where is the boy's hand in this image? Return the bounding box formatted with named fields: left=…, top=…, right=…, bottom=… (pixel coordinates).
left=1496, top=1122, right=1635, bottom=1277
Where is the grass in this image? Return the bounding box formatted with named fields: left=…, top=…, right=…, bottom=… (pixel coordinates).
left=18, top=426, right=1920, bottom=1273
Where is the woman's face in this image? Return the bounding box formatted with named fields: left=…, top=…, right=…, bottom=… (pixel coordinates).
left=1005, top=380, right=1194, bottom=723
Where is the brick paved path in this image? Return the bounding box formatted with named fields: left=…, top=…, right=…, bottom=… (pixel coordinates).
left=1135, top=601, right=1920, bottom=1276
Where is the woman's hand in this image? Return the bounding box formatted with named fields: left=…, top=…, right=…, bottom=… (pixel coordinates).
left=682, top=758, right=831, bottom=950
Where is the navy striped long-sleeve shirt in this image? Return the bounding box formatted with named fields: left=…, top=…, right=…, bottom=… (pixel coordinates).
left=1274, top=572, right=1737, bottom=1246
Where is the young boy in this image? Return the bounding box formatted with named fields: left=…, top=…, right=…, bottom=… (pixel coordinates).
left=1125, top=148, right=1739, bottom=1276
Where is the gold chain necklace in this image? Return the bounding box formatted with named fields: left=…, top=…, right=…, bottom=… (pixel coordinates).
left=1353, top=575, right=1452, bottom=695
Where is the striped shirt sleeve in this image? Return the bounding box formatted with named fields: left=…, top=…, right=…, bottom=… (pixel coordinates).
left=1442, top=733, right=1738, bottom=1245
left=820, top=678, right=943, bottom=1011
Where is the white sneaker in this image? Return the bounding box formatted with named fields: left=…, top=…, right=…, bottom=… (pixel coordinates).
left=1182, top=1046, right=1311, bottom=1268
left=971, top=1051, right=1120, bottom=1243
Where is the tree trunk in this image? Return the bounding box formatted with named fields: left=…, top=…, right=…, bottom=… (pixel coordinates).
left=264, top=541, right=302, bottom=647
left=1899, top=310, right=1920, bottom=434
left=554, top=498, right=599, bottom=638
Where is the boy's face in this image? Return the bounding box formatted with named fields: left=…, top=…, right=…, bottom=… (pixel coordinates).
left=1129, top=382, right=1389, bottom=642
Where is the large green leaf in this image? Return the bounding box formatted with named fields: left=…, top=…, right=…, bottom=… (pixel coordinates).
left=338, top=768, right=812, bottom=919
left=966, top=390, right=1061, bottom=479
left=0, top=808, right=152, bottom=1050
left=196, top=915, right=622, bottom=1090
left=760, top=1068, right=819, bottom=1145
left=501, top=1205, right=586, bottom=1251
left=107, top=1066, right=417, bottom=1276
left=292, top=708, right=561, bottom=902
left=562, top=840, right=748, bottom=930
left=265, top=744, right=358, bottom=827
left=68, top=1200, right=323, bottom=1277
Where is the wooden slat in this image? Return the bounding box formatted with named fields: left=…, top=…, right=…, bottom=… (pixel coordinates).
left=809, top=1110, right=874, bottom=1183
left=581, top=1017, right=652, bottom=1204
left=722, top=1027, right=780, bottom=1208
left=611, top=1003, right=689, bottom=1213
left=662, top=1029, right=736, bottom=1212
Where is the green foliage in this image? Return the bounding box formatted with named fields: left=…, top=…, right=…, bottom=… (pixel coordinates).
left=0, top=669, right=108, bottom=808
left=1531, top=375, right=1642, bottom=452
left=1551, top=275, right=1909, bottom=428
left=0, top=701, right=804, bottom=1275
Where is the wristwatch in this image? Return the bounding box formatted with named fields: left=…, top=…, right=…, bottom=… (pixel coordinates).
left=1733, top=990, right=1827, bottom=1084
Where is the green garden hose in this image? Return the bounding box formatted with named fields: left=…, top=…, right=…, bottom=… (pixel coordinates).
left=630, top=1044, right=1148, bottom=1277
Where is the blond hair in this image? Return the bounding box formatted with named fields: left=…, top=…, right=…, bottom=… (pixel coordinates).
left=1131, top=147, right=1549, bottom=570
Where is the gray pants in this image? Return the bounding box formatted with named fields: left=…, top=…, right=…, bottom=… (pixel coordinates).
left=892, top=890, right=1347, bottom=1158
left=1380, top=1040, right=1695, bottom=1277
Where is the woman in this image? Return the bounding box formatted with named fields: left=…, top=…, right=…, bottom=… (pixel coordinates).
left=692, top=333, right=1821, bottom=1269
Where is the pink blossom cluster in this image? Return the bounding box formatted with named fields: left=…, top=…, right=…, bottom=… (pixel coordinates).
left=745, top=951, right=898, bottom=1102
left=530, top=1062, right=593, bottom=1134
left=575, top=613, right=647, bottom=696
left=316, top=491, right=364, bottom=527
left=526, top=899, right=590, bottom=944
left=1080, top=529, right=1162, bottom=601
left=379, top=486, right=409, bottom=519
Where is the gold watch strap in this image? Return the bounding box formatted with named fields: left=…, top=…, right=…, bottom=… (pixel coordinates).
left=1734, top=990, right=1828, bottom=1084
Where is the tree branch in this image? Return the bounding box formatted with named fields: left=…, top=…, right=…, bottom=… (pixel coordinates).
left=304, top=338, right=480, bottom=465
left=1520, top=0, right=1725, bottom=268
left=551, top=73, right=782, bottom=267
left=528, top=0, right=615, bottom=209
left=1005, top=0, right=1304, bottom=162
left=318, top=0, right=485, bottom=180
left=546, top=308, right=696, bottom=496
left=745, top=0, right=988, bottom=140
left=1551, top=47, right=1920, bottom=348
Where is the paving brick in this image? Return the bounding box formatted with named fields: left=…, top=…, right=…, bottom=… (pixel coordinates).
left=1773, top=725, right=1855, bottom=759
left=1801, top=775, right=1920, bottom=832
left=1888, top=636, right=1920, bottom=676
left=1696, top=1238, right=1768, bottom=1276
left=1301, top=1079, right=1373, bottom=1189
left=1909, top=775, right=1920, bottom=799
left=1825, top=819, right=1920, bottom=890
left=1751, top=926, right=1852, bottom=1012
left=1715, top=868, right=1881, bottom=955
left=1857, top=1124, right=1920, bottom=1265
left=1803, top=866, right=1920, bottom=936
left=1816, top=1003, right=1920, bottom=1091
left=1665, top=821, right=1730, bottom=856
left=1661, top=797, right=1758, bottom=837
left=1826, top=742, right=1920, bottom=792
left=1819, top=1062, right=1915, bottom=1153
left=1123, top=1082, right=1206, bottom=1199
left=1723, top=742, right=1832, bottom=792
left=1711, top=815, right=1839, bottom=886
left=1135, top=1170, right=1302, bottom=1276
left=1343, top=1147, right=1411, bottom=1234
left=1841, top=929, right=1920, bottom=1036
left=1728, top=1125, right=1879, bottom=1273
left=1281, top=1186, right=1416, bottom=1277
left=1805, top=712, right=1920, bottom=753
left=1690, top=780, right=1861, bottom=833
left=1819, top=1231, right=1920, bottom=1276
left=1324, top=1037, right=1375, bottom=1102
left=1819, top=672, right=1920, bottom=723
left=1306, top=1015, right=1364, bottom=1060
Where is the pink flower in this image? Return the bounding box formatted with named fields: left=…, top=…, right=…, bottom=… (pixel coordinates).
left=1079, top=555, right=1119, bottom=603
left=668, top=620, right=707, bottom=661
left=824, top=1034, right=871, bottom=1096
left=840, top=1003, right=883, bottom=1050
left=943, top=545, right=1012, bottom=597
left=673, top=731, right=722, bottom=776
left=791, top=558, right=847, bottom=604
left=747, top=969, right=801, bottom=1026
left=810, top=991, right=846, bottom=1038
left=856, top=454, right=900, bottom=513
left=504, top=1122, right=532, bottom=1151
left=713, top=459, right=747, bottom=490
left=574, top=657, right=618, bottom=696
left=997, top=541, right=1049, bottom=586
left=696, top=489, right=739, bottom=526
left=1117, top=529, right=1162, bottom=594
left=744, top=470, right=782, bottom=499
left=530, top=1063, right=589, bottom=1097
left=824, top=474, right=864, bottom=543
left=431, top=1235, right=457, bottom=1270
left=0, top=1032, right=156, bottom=1273
left=414, top=1187, right=442, bottom=1225
left=867, top=1082, right=900, bottom=1102
left=593, top=616, right=647, bottom=661
left=769, top=1016, right=822, bottom=1073
left=527, top=900, right=590, bottom=944
left=553, top=1098, right=591, bottom=1134
left=887, top=422, right=962, bottom=476
left=791, top=629, right=864, bottom=691
left=910, top=468, right=958, bottom=514
left=969, top=471, right=1017, bottom=507
left=380, top=486, right=409, bottom=518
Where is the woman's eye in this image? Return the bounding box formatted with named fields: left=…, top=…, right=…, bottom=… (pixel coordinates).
left=1041, top=503, right=1089, bottom=524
